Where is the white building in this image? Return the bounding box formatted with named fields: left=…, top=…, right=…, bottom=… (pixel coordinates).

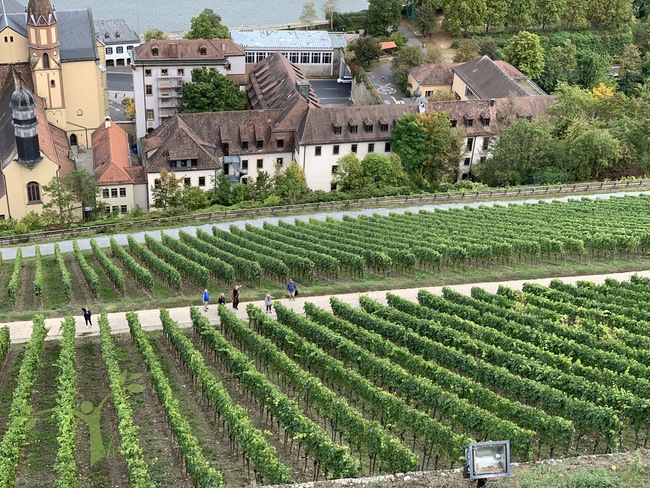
left=131, top=39, right=246, bottom=139
left=231, top=29, right=346, bottom=77
left=94, top=19, right=141, bottom=67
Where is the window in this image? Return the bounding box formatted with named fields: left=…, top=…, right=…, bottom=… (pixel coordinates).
left=311, top=52, right=321, bottom=64
left=199, top=176, right=206, bottom=186
left=315, top=146, right=322, bottom=156
left=161, top=69, right=168, bottom=76
left=368, top=143, right=374, bottom=153
left=27, top=181, right=41, bottom=203
left=276, top=157, right=283, bottom=165
left=322, top=52, right=332, bottom=64
left=127, top=45, right=134, bottom=51
left=184, top=177, right=191, bottom=186
left=105, top=205, right=111, bottom=214
left=300, top=52, right=310, bottom=63
left=256, top=140, right=263, bottom=150
left=365, top=124, right=373, bottom=133
left=482, top=117, right=490, bottom=127
left=380, top=123, right=388, bottom=132
left=277, top=139, right=284, bottom=149
left=425, top=90, right=433, bottom=97
left=330, top=183, right=337, bottom=191
left=42, top=53, right=50, bottom=68
left=116, top=46, right=124, bottom=54
left=480, top=156, right=486, bottom=164
left=482, top=137, right=490, bottom=150
left=121, top=205, right=128, bottom=214
left=466, top=119, right=473, bottom=127
left=223, top=163, right=230, bottom=174
left=146, top=109, right=154, bottom=120
left=200, top=47, right=207, bottom=55
left=242, top=141, right=248, bottom=150
left=385, top=142, right=391, bottom=152
left=289, top=52, right=299, bottom=63
left=146, top=84, right=152, bottom=95
left=102, top=188, right=109, bottom=198
left=50, top=79, right=55, bottom=88
left=119, top=187, right=126, bottom=197
left=332, top=165, right=338, bottom=174
left=112, top=206, right=119, bottom=213
left=241, top=160, right=248, bottom=170
left=106, top=47, right=113, bottom=55
left=111, top=188, right=118, bottom=198
left=256, top=52, right=266, bottom=62
left=466, top=138, right=474, bottom=151
left=222, top=142, right=229, bottom=156
left=145, top=69, right=152, bottom=76
left=177, top=68, right=184, bottom=76
left=152, top=47, right=159, bottom=56
left=351, top=144, right=357, bottom=153
left=464, top=158, right=471, bottom=166
left=450, top=120, right=457, bottom=127
left=349, top=125, right=358, bottom=134
left=257, top=159, right=263, bottom=169
left=465, top=86, right=473, bottom=97
left=246, top=52, right=255, bottom=63
left=333, top=145, right=339, bottom=155
left=333, top=126, right=342, bottom=135
left=154, top=179, right=161, bottom=188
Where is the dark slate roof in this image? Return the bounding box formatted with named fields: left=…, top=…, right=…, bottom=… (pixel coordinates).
left=94, top=19, right=140, bottom=45
left=57, top=9, right=98, bottom=61
left=1, top=0, right=24, bottom=14
left=452, top=55, right=530, bottom=99
left=0, top=66, right=17, bottom=169
left=0, top=12, right=26, bottom=36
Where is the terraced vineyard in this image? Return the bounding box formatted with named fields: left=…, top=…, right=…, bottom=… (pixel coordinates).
left=0, top=276, right=649, bottom=486
left=4, top=194, right=650, bottom=315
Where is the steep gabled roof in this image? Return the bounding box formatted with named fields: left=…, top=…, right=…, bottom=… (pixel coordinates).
left=92, top=119, right=145, bottom=185
left=133, top=39, right=244, bottom=63
left=408, top=62, right=463, bottom=86
left=452, top=55, right=530, bottom=99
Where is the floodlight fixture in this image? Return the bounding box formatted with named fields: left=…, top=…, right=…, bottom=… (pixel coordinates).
left=463, top=440, right=511, bottom=486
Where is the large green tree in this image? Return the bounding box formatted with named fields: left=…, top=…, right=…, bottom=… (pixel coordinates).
left=504, top=30, right=545, bottom=79
left=390, top=112, right=464, bottom=186
left=567, top=128, right=621, bottom=179
left=334, top=152, right=409, bottom=190
left=538, top=40, right=577, bottom=92
left=453, top=38, right=481, bottom=62
left=144, top=29, right=167, bottom=42
left=42, top=170, right=99, bottom=223
left=392, top=45, right=423, bottom=91
left=587, top=0, right=633, bottom=27
left=532, top=0, right=566, bottom=28
left=442, top=0, right=487, bottom=35
left=323, top=0, right=339, bottom=29
left=574, top=49, right=611, bottom=88
left=413, top=1, right=438, bottom=36
left=151, top=169, right=182, bottom=209
left=364, top=0, right=403, bottom=36
left=179, top=67, right=247, bottom=113
left=348, top=36, right=382, bottom=67
left=273, top=161, right=310, bottom=202
left=484, top=0, right=508, bottom=31
left=185, top=9, right=230, bottom=39
left=503, top=0, right=535, bottom=29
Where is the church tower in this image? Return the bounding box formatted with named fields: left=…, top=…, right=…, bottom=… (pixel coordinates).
left=26, top=0, right=65, bottom=112
left=10, top=87, right=43, bottom=169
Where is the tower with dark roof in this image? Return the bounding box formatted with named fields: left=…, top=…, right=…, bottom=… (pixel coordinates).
left=26, top=0, right=65, bottom=111
left=10, top=86, right=42, bottom=168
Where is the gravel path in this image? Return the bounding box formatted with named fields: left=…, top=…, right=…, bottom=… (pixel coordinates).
left=5, top=267, right=650, bottom=344
left=3, top=190, right=650, bottom=260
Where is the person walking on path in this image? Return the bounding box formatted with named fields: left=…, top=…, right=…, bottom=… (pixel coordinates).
left=265, top=293, right=274, bottom=313
left=286, top=278, right=297, bottom=301
left=82, top=307, right=92, bottom=327
left=218, top=293, right=226, bottom=305
left=202, top=289, right=210, bottom=311
left=232, top=285, right=241, bottom=310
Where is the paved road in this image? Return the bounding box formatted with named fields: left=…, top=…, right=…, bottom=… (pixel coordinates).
left=309, top=79, right=351, bottom=107
left=3, top=190, right=650, bottom=260
left=107, top=71, right=133, bottom=92
left=5, top=268, right=649, bottom=344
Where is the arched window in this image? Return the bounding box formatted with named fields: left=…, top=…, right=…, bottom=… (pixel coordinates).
left=42, top=53, right=50, bottom=69
left=199, top=46, right=207, bottom=55
left=27, top=182, right=41, bottom=203
left=50, top=79, right=55, bottom=88
left=70, top=134, right=78, bottom=146
left=152, top=47, right=159, bottom=56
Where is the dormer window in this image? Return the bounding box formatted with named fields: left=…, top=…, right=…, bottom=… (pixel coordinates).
left=199, top=46, right=207, bottom=55
left=242, top=141, right=248, bottom=150
left=450, top=120, right=457, bottom=127
left=333, top=125, right=341, bottom=135
left=482, top=117, right=490, bottom=126
left=349, top=123, right=358, bottom=134
left=364, top=123, right=373, bottom=133
left=277, top=139, right=284, bottom=149
left=465, top=118, right=473, bottom=127
left=380, top=123, right=388, bottom=132
left=115, top=32, right=121, bottom=38
left=152, top=47, right=159, bottom=56
left=256, top=140, right=263, bottom=150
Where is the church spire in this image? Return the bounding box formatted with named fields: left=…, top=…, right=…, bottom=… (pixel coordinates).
left=27, top=0, right=55, bottom=25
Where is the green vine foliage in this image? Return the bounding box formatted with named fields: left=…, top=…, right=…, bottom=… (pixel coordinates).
left=33, top=246, right=44, bottom=298
left=54, top=243, right=72, bottom=299
left=7, top=248, right=22, bottom=303
left=110, top=237, right=153, bottom=291
left=72, top=241, right=99, bottom=297
left=128, top=236, right=181, bottom=290
left=91, top=239, right=125, bottom=294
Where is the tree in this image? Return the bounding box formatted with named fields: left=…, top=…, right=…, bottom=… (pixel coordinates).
left=323, top=0, right=339, bottom=29
left=442, top=0, right=487, bottom=34
left=413, top=1, right=438, bottom=37
left=333, top=153, right=364, bottom=190
left=121, top=97, right=135, bottom=121
left=364, top=0, right=403, bottom=36
left=334, top=152, right=409, bottom=190
left=424, top=44, right=444, bottom=63
left=273, top=161, right=310, bottom=202
left=547, top=83, right=598, bottom=136
left=479, top=37, right=499, bottom=59
left=538, top=40, right=577, bottom=92
left=185, top=9, right=230, bottom=39
left=151, top=169, right=182, bottom=209
left=390, top=112, right=465, bottom=186
left=42, top=170, right=99, bottom=223
left=181, top=186, right=209, bottom=210
left=503, top=0, right=535, bottom=29
left=179, top=67, right=247, bottom=113
left=504, top=30, right=545, bottom=79
left=568, top=129, right=621, bottom=179
left=144, top=29, right=167, bottom=42
left=574, top=49, right=611, bottom=88
left=587, top=0, right=633, bottom=27
left=532, top=0, right=566, bottom=28
left=561, top=0, right=589, bottom=27
left=348, top=36, right=382, bottom=67
left=453, top=38, right=481, bottom=62
left=300, top=2, right=318, bottom=27
left=211, top=172, right=235, bottom=206
left=484, top=0, right=508, bottom=31
left=474, top=120, right=558, bottom=186
left=392, top=45, right=423, bottom=90
left=620, top=44, right=643, bottom=79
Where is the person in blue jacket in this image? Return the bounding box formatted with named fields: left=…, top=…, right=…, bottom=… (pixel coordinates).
left=202, top=289, right=210, bottom=311
left=286, top=278, right=297, bottom=301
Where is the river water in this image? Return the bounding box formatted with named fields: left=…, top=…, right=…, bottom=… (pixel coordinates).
left=55, top=0, right=368, bottom=33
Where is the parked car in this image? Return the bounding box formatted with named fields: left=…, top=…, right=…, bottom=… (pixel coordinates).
left=337, top=75, right=353, bottom=84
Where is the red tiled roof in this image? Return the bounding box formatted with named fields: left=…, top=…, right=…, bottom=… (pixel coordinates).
left=409, top=62, right=463, bottom=86
left=92, top=120, right=146, bottom=185
left=133, top=39, right=244, bottom=62
left=380, top=41, right=397, bottom=50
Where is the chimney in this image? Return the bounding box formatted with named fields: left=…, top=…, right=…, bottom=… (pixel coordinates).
left=490, top=98, right=495, bottom=106
left=104, top=116, right=112, bottom=129
left=295, top=79, right=311, bottom=100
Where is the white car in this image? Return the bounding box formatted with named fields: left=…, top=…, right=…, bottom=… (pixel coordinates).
left=337, top=75, right=353, bottom=84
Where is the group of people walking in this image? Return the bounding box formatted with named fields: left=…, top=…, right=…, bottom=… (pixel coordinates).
left=201, top=278, right=299, bottom=313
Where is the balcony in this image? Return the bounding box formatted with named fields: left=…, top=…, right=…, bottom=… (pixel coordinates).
left=158, top=79, right=183, bottom=88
